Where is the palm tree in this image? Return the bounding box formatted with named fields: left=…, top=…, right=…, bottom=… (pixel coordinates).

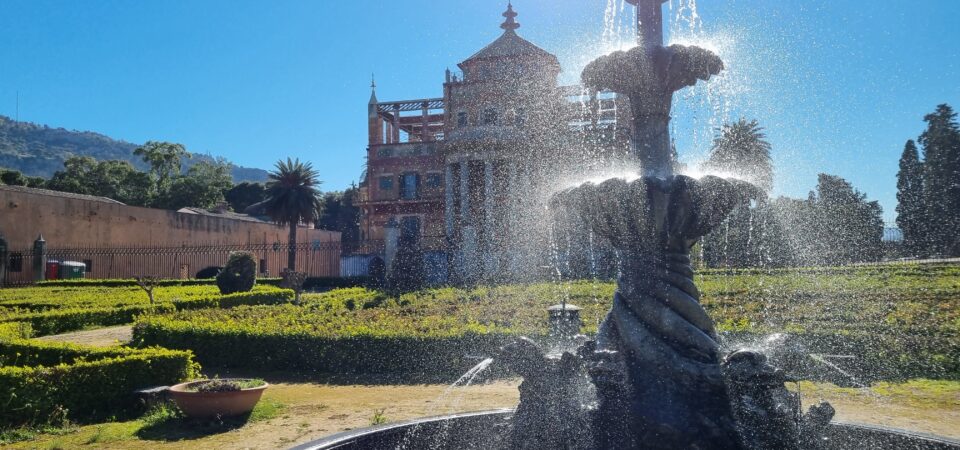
left=703, top=118, right=774, bottom=191
left=264, top=158, right=323, bottom=271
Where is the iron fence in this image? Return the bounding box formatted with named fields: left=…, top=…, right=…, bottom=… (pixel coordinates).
left=0, top=241, right=341, bottom=286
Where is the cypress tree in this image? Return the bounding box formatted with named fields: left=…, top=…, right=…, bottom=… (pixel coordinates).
left=919, top=104, right=960, bottom=256
left=896, top=140, right=927, bottom=256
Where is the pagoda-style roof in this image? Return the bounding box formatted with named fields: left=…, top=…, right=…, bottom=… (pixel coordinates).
left=459, top=4, right=559, bottom=68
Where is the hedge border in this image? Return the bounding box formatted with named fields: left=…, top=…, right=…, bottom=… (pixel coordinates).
left=132, top=320, right=521, bottom=380
left=0, top=339, right=199, bottom=428
left=0, top=289, right=295, bottom=337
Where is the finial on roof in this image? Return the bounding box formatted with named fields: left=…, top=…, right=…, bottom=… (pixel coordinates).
left=501, top=2, right=520, bottom=32
left=368, top=73, right=378, bottom=105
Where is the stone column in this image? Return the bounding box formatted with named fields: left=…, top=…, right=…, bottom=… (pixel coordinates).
left=32, top=234, right=46, bottom=282
left=459, top=160, right=473, bottom=281
left=0, top=234, right=7, bottom=286
left=383, top=218, right=400, bottom=275
left=507, top=163, right=524, bottom=276
left=483, top=160, right=497, bottom=277
left=421, top=102, right=430, bottom=142
left=459, top=161, right=471, bottom=225
left=392, top=105, right=401, bottom=143
left=444, top=164, right=455, bottom=237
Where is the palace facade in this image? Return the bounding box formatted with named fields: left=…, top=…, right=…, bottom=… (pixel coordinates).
left=357, top=4, right=629, bottom=282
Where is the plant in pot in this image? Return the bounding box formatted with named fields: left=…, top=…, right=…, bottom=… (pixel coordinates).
left=169, top=378, right=269, bottom=419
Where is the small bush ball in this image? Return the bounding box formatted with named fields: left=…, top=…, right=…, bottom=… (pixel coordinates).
left=216, top=251, right=257, bottom=294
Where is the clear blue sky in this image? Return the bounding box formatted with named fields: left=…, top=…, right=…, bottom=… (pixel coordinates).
left=1, top=0, right=958, bottom=222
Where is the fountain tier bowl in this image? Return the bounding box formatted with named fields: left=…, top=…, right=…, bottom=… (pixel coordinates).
left=291, top=410, right=960, bottom=450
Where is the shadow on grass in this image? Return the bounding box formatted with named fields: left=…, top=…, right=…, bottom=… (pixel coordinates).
left=199, top=364, right=513, bottom=386
left=136, top=413, right=253, bottom=442
left=134, top=398, right=283, bottom=442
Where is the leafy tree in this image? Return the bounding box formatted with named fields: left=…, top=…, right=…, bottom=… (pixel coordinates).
left=919, top=104, right=960, bottom=256
left=155, top=160, right=233, bottom=210
left=263, top=158, right=323, bottom=271
left=896, top=140, right=928, bottom=256
left=317, top=185, right=362, bottom=249
left=225, top=182, right=266, bottom=213
left=24, top=176, right=46, bottom=188
left=47, top=156, right=154, bottom=205
left=0, top=168, right=27, bottom=186
left=134, top=141, right=190, bottom=193
left=809, top=174, right=884, bottom=264
left=703, top=118, right=774, bottom=191
left=700, top=119, right=776, bottom=267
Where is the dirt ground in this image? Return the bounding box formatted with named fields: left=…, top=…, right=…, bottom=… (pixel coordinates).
left=7, top=378, right=959, bottom=449
left=11, top=328, right=958, bottom=449
left=35, top=325, right=133, bottom=347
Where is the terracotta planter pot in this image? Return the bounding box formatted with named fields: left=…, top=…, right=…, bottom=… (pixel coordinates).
left=169, top=379, right=269, bottom=419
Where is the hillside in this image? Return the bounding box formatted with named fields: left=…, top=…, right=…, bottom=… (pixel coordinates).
left=0, top=115, right=268, bottom=182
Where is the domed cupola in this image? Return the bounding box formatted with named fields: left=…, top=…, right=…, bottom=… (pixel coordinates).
left=457, top=3, right=561, bottom=84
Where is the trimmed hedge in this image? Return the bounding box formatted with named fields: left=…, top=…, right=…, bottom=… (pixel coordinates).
left=0, top=322, right=31, bottom=341
left=0, top=288, right=295, bottom=336
left=171, top=289, right=294, bottom=310
left=303, top=276, right=372, bottom=291
left=134, top=317, right=520, bottom=378
left=36, top=277, right=283, bottom=288
left=0, top=339, right=199, bottom=428
left=1, top=304, right=176, bottom=336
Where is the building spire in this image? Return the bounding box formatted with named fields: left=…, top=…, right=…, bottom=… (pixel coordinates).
left=501, top=2, right=520, bottom=32
left=368, top=73, right=378, bottom=104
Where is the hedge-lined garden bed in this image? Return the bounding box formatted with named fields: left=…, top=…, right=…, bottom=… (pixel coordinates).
left=133, top=291, right=525, bottom=378
left=134, top=264, right=959, bottom=381
left=0, top=285, right=294, bottom=336
left=0, top=338, right=199, bottom=428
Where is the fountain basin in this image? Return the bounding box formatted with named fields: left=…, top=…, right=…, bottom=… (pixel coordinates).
left=291, top=409, right=960, bottom=450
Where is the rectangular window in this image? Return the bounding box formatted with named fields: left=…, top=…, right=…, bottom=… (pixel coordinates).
left=483, top=109, right=498, bottom=125
left=400, top=173, right=419, bottom=200
left=457, top=112, right=468, bottom=128
left=379, top=176, right=394, bottom=190
left=400, top=216, right=421, bottom=242
left=425, top=173, right=443, bottom=188
left=515, top=108, right=526, bottom=127
left=9, top=252, right=23, bottom=273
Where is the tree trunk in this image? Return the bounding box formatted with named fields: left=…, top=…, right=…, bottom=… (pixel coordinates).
left=288, top=221, right=298, bottom=271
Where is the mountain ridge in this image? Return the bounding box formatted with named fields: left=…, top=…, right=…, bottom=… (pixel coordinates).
left=0, top=115, right=269, bottom=182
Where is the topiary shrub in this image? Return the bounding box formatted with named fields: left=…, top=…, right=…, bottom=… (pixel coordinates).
left=195, top=266, right=222, bottom=279
left=216, top=252, right=257, bottom=295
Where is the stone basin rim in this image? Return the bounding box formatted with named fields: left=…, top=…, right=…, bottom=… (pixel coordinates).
left=288, top=409, right=960, bottom=450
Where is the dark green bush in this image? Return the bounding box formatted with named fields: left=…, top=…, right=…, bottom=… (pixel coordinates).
left=216, top=252, right=258, bottom=295
left=0, top=340, right=199, bottom=428
left=302, top=276, right=371, bottom=291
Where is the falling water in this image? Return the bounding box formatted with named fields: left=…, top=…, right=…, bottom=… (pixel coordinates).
left=395, top=358, right=495, bottom=450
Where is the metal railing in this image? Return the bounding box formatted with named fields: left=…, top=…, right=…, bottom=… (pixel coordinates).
left=1, top=241, right=342, bottom=286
